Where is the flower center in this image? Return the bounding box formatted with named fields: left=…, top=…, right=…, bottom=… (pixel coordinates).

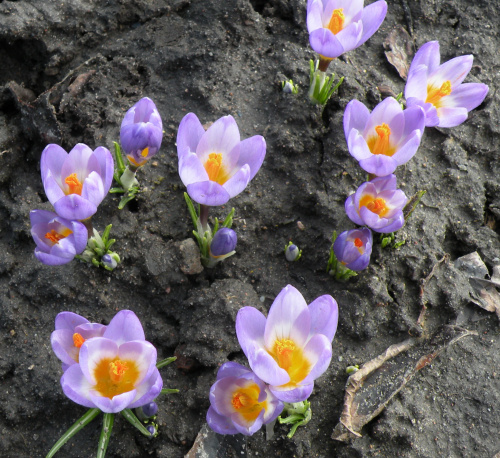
left=73, top=333, right=86, bottom=348
left=65, top=173, right=83, bottom=195
left=426, top=80, right=452, bottom=107
left=204, top=152, right=230, bottom=185
left=94, top=357, right=139, bottom=399
left=367, top=123, right=395, bottom=156
left=44, top=228, right=72, bottom=245
left=354, top=238, right=363, bottom=247
left=141, top=147, right=149, bottom=158
left=359, top=195, right=389, bottom=217
left=230, top=383, right=266, bottom=422
left=328, top=8, right=344, bottom=35
left=271, top=338, right=310, bottom=386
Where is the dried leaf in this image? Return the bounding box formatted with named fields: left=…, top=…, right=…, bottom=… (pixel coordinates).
left=383, top=26, right=413, bottom=80
left=332, top=326, right=477, bottom=442
left=185, top=424, right=247, bottom=458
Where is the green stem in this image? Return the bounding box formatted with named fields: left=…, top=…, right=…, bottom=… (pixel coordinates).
left=120, top=409, right=151, bottom=437
left=46, top=408, right=101, bottom=458
left=161, top=388, right=180, bottom=395
left=96, top=413, right=114, bottom=458
left=199, top=205, right=209, bottom=232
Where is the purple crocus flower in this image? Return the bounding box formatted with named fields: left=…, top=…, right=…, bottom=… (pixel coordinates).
left=405, top=41, right=489, bottom=128
left=345, top=174, right=407, bottom=233
left=307, top=0, right=387, bottom=61
left=59, top=310, right=161, bottom=413
left=206, top=362, right=283, bottom=436
left=177, top=113, right=266, bottom=206
left=51, top=312, right=107, bottom=371
left=30, top=210, right=88, bottom=265
left=333, top=228, right=372, bottom=271
left=344, top=98, right=425, bottom=176
left=41, top=143, right=113, bottom=221
left=120, top=97, right=163, bottom=167
left=236, top=285, right=338, bottom=403
left=210, top=228, right=237, bottom=257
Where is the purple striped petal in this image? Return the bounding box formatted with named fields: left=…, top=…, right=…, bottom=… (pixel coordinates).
left=435, top=106, right=469, bottom=128
left=51, top=329, right=79, bottom=366
left=335, top=20, right=363, bottom=54
left=55, top=311, right=89, bottom=331
left=196, top=116, right=240, bottom=164
left=309, top=28, right=345, bottom=58
left=89, top=389, right=137, bottom=413
left=442, top=83, right=489, bottom=111
left=178, top=150, right=209, bottom=187
left=40, top=144, right=67, bottom=185
left=186, top=181, right=231, bottom=206
left=358, top=155, right=398, bottom=176
left=308, top=295, right=338, bottom=342
left=344, top=100, right=371, bottom=139
left=405, top=65, right=430, bottom=101
left=176, top=113, right=206, bottom=157
left=118, top=341, right=157, bottom=386
left=53, top=194, right=98, bottom=220
left=409, top=41, right=440, bottom=75
left=300, top=333, right=333, bottom=384
left=60, top=364, right=96, bottom=408
left=358, top=0, right=387, bottom=46
left=236, top=306, right=267, bottom=359
left=79, top=337, right=119, bottom=385
left=222, top=164, right=251, bottom=199
left=270, top=383, right=314, bottom=403
left=207, top=407, right=239, bottom=435
left=127, top=369, right=163, bottom=409
left=236, top=135, right=266, bottom=181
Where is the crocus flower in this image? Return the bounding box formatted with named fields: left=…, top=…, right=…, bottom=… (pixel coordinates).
left=236, top=285, right=338, bottom=403
left=333, top=228, right=372, bottom=271
left=210, top=228, right=237, bottom=257
left=51, top=312, right=107, bottom=371
left=177, top=113, right=266, bottom=206
left=405, top=41, right=489, bottom=128
left=206, top=362, right=283, bottom=436
left=60, top=310, right=161, bottom=413
left=30, top=210, right=88, bottom=265
left=307, top=0, right=388, bottom=61
left=41, top=143, right=113, bottom=221
left=345, top=174, right=407, bottom=233
left=344, top=98, right=425, bottom=176
left=284, top=243, right=301, bottom=262
left=120, top=97, right=163, bottom=167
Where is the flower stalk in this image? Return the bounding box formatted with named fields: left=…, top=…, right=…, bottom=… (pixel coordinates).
left=308, top=59, right=344, bottom=105
left=96, top=413, right=114, bottom=458
left=110, top=142, right=140, bottom=209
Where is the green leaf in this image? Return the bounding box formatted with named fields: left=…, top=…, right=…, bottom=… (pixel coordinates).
left=120, top=409, right=152, bottom=437
left=161, top=388, right=180, bottom=395
left=184, top=192, right=199, bottom=229
left=156, top=356, right=177, bottom=369
left=46, top=408, right=101, bottom=458
left=96, top=413, right=114, bottom=458
left=222, top=208, right=235, bottom=228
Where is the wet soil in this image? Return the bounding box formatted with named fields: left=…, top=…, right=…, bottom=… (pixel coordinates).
left=0, top=0, right=499, bottom=457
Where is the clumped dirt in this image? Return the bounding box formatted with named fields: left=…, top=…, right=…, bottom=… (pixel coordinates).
left=0, top=1, right=499, bottom=457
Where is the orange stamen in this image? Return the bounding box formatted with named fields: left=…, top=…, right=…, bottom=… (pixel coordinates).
left=204, top=152, right=231, bottom=185
left=73, top=333, right=85, bottom=348
left=359, top=195, right=389, bottom=217
left=271, top=338, right=311, bottom=387
left=45, top=229, right=66, bottom=244
left=230, top=384, right=266, bottom=422
left=367, top=123, right=395, bottom=156
left=354, top=238, right=363, bottom=248
left=108, top=360, right=128, bottom=384
left=328, top=8, right=345, bottom=35
left=141, top=147, right=149, bottom=158
left=426, top=80, right=452, bottom=107
left=65, top=173, right=83, bottom=195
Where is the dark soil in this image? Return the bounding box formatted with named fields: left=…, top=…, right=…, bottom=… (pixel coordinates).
left=1, top=1, right=499, bottom=457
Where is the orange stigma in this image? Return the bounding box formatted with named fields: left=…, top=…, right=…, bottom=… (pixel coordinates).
left=328, top=8, right=345, bottom=35
left=45, top=229, right=66, bottom=244
left=426, top=80, right=452, bottom=107
left=271, top=338, right=311, bottom=387
left=204, top=152, right=230, bottom=184
left=367, top=123, right=395, bottom=156
left=108, top=360, right=128, bottom=384
left=354, top=238, right=363, bottom=248
left=141, top=147, right=149, bottom=158
left=65, top=173, right=83, bottom=195
left=232, top=392, right=250, bottom=410
left=73, top=333, right=85, bottom=348
left=360, top=195, right=389, bottom=217
left=230, top=383, right=266, bottom=422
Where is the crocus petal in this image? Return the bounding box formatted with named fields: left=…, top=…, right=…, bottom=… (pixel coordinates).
left=309, top=28, right=345, bottom=59
left=216, top=362, right=253, bottom=380
left=70, top=220, right=89, bottom=254
left=79, top=338, right=119, bottom=385
left=222, top=164, right=251, bottom=199
left=53, top=194, right=98, bottom=220
left=348, top=130, right=375, bottom=161
left=270, top=383, right=314, bottom=403
left=334, top=20, right=363, bottom=54
left=300, top=333, right=333, bottom=383
left=405, top=65, right=430, bottom=101
left=429, top=55, right=473, bottom=89
left=118, top=341, right=157, bottom=386
left=196, top=116, right=240, bottom=163
left=35, top=249, right=74, bottom=266
left=358, top=155, right=397, bottom=176
left=347, top=253, right=371, bottom=271
left=55, top=311, right=89, bottom=331
left=264, top=285, right=310, bottom=349
left=236, top=306, right=267, bottom=358
left=232, top=409, right=265, bottom=436
left=103, top=310, right=145, bottom=345
left=308, top=295, right=338, bottom=342
left=127, top=369, right=163, bottom=409
left=344, top=100, right=371, bottom=138
left=364, top=98, right=402, bottom=136
left=60, top=364, right=96, bottom=408
left=435, top=106, right=469, bottom=128
left=93, top=147, right=114, bottom=194
left=392, top=131, right=422, bottom=165
left=43, top=174, right=66, bottom=204
left=178, top=150, right=209, bottom=187
left=358, top=0, right=387, bottom=46
left=40, top=144, right=68, bottom=185
left=176, top=113, right=206, bottom=157
left=409, top=41, right=440, bottom=74
left=236, top=135, right=266, bottom=181
left=51, top=329, right=79, bottom=366
left=186, top=181, right=231, bottom=206
left=248, top=347, right=290, bottom=387
left=401, top=106, right=426, bottom=140
left=81, top=171, right=105, bottom=206
left=306, top=0, right=324, bottom=32
left=441, top=83, right=489, bottom=111
left=345, top=195, right=365, bottom=226
left=207, top=407, right=239, bottom=435
left=89, top=389, right=137, bottom=413
left=61, top=144, right=99, bottom=181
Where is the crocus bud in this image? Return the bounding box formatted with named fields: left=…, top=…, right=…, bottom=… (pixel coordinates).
left=147, top=425, right=157, bottom=437
left=210, top=228, right=237, bottom=257
left=141, top=402, right=158, bottom=418
left=102, top=253, right=119, bottom=270
left=120, top=97, right=163, bottom=168
left=284, top=242, right=301, bottom=262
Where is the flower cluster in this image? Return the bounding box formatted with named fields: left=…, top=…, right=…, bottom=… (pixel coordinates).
left=207, top=285, right=338, bottom=436
left=178, top=113, right=266, bottom=268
